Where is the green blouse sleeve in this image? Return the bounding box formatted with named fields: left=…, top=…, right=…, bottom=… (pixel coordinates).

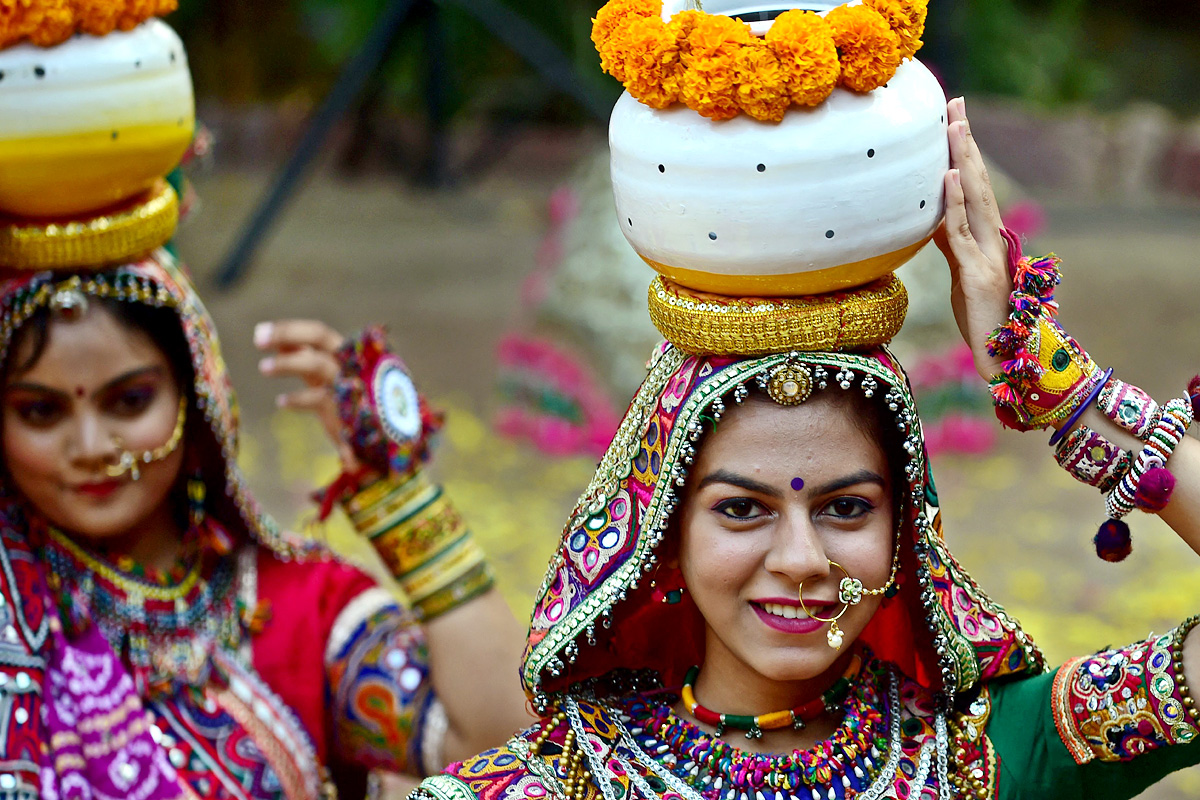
left=987, top=629, right=1200, bottom=800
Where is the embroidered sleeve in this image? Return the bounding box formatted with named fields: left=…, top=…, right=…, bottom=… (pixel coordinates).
left=1051, top=630, right=1199, bottom=764
left=326, top=585, right=442, bottom=776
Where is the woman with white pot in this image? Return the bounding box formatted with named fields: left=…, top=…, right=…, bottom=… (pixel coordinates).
left=412, top=1, right=1200, bottom=798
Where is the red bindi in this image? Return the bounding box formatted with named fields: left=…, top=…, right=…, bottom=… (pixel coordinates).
left=74, top=387, right=85, bottom=398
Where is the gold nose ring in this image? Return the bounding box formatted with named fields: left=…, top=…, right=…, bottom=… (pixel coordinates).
left=798, top=560, right=858, bottom=650
left=104, top=396, right=187, bottom=482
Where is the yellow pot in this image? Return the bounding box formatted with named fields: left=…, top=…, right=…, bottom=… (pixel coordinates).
left=0, top=20, right=194, bottom=218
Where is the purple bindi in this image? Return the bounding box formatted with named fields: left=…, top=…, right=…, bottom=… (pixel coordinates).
left=790, top=477, right=805, bottom=491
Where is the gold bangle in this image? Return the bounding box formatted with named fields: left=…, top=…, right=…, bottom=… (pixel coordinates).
left=398, top=533, right=487, bottom=600
left=410, top=562, right=494, bottom=621
left=647, top=273, right=908, bottom=356
left=351, top=476, right=440, bottom=535
left=370, top=499, right=468, bottom=579
left=0, top=180, right=178, bottom=270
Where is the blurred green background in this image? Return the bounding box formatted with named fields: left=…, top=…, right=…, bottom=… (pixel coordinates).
left=174, top=0, right=1200, bottom=119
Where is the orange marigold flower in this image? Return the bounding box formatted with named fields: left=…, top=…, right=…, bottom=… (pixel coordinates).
left=666, top=8, right=703, bottom=42
left=826, top=4, right=900, bottom=93
left=679, top=58, right=739, bottom=121
left=733, top=38, right=789, bottom=123
left=664, top=9, right=702, bottom=73
left=1, top=0, right=68, bottom=49
left=592, top=0, right=660, bottom=71
left=676, top=13, right=748, bottom=120
left=676, top=12, right=750, bottom=120
left=863, top=0, right=927, bottom=60
left=680, top=11, right=751, bottom=63
left=74, top=0, right=125, bottom=36
left=25, top=0, right=72, bottom=46
left=621, top=15, right=681, bottom=109
left=766, top=9, right=839, bottom=108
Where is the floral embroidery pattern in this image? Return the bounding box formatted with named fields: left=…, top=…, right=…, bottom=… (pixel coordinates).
left=1052, top=631, right=1198, bottom=764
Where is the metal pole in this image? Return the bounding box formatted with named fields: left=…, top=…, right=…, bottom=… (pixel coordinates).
left=215, top=0, right=421, bottom=288
left=422, top=3, right=452, bottom=186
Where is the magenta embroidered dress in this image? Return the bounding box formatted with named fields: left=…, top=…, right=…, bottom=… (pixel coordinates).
left=415, top=345, right=1200, bottom=800
left=0, top=253, right=445, bottom=800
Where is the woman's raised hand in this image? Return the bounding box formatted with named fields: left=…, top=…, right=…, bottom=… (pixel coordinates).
left=254, top=319, right=360, bottom=470
left=933, top=97, right=1012, bottom=382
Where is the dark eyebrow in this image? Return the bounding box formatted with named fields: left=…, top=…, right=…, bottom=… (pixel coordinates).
left=6, top=366, right=164, bottom=399
left=696, top=469, right=781, bottom=498
left=809, top=469, right=887, bottom=496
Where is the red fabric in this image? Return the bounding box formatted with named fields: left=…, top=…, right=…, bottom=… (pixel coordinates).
left=252, top=549, right=377, bottom=763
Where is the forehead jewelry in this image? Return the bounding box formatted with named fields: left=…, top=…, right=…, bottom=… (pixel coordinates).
left=790, top=477, right=805, bottom=491
left=106, top=396, right=187, bottom=482
left=799, top=546, right=902, bottom=650
left=48, top=281, right=90, bottom=321
left=767, top=357, right=813, bottom=406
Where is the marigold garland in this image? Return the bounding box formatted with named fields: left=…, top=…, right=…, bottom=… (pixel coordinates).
left=592, top=0, right=927, bottom=123
left=0, top=0, right=177, bottom=50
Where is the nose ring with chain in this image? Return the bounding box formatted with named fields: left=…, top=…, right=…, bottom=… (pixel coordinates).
left=798, top=556, right=898, bottom=650
left=106, top=396, right=187, bottom=482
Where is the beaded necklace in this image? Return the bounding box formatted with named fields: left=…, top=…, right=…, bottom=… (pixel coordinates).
left=39, top=520, right=244, bottom=698
left=681, top=654, right=862, bottom=739
left=616, top=655, right=893, bottom=800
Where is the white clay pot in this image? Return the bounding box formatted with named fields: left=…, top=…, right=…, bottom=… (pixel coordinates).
left=610, top=2, right=948, bottom=296
left=0, top=20, right=195, bottom=218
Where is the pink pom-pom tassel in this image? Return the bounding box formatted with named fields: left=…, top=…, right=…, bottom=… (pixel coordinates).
left=1135, top=467, right=1176, bottom=512
left=1189, top=375, right=1200, bottom=418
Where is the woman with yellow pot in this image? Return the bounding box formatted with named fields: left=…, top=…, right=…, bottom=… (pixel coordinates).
left=0, top=5, right=530, bottom=798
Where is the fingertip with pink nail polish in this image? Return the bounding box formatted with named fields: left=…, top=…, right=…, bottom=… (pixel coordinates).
left=253, top=322, right=273, bottom=348
left=258, top=357, right=275, bottom=374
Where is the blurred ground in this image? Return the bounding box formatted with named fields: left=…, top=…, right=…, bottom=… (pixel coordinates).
left=175, top=127, right=1200, bottom=798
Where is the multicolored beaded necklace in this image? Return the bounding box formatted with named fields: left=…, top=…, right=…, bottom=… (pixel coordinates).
left=617, top=653, right=893, bottom=800
left=681, top=654, right=862, bottom=739
left=38, top=519, right=245, bottom=698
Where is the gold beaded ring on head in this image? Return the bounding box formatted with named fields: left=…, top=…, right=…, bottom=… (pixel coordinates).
left=767, top=354, right=813, bottom=406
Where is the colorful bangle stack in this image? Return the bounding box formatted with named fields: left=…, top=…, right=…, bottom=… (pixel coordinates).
left=346, top=472, right=494, bottom=621
left=985, top=253, right=1103, bottom=432
left=1094, top=395, right=1194, bottom=562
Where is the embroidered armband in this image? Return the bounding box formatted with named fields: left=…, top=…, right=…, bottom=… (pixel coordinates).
left=1052, top=631, right=1199, bottom=764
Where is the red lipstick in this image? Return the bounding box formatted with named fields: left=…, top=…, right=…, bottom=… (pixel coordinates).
left=74, top=479, right=123, bottom=499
